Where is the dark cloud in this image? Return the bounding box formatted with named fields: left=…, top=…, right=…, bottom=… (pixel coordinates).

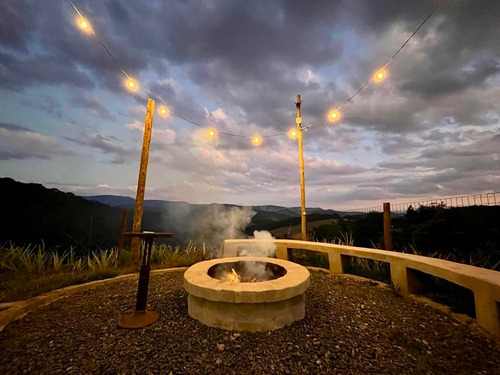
left=64, top=132, right=135, bottom=161
left=69, top=92, right=115, bottom=121
left=0, top=122, right=32, bottom=132
left=21, top=95, right=61, bottom=116
left=1, top=0, right=499, bottom=207
left=0, top=123, right=73, bottom=160
left=2, top=0, right=498, bottom=134
left=401, top=54, right=500, bottom=97
left=0, top=0, right=30, bottom=50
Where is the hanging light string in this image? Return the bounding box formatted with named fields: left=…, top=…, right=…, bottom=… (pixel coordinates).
left=343, top=9, right=435, bottom=111
left=67, top=0, right=436, bottom=143
left=312, top=6, right=437, bottom=130
left=68, top=0, right=132, bottom=81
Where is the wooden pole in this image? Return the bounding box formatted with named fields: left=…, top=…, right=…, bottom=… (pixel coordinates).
left=383, top=202, right=393, bottom=251
left=117, top=210, right=129, bottom=255
left=131, top=98, right=155, bottom=261
left=296, top=94, right=307, bottom=240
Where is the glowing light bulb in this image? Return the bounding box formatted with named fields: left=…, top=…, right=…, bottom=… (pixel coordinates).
left=158, top=106, right=169, bottom=117
left=288, top=129, right=298, bottom=139
left=252, top=136, right=261, bottom=146
left=208, top=128, right=217, bottom=138
left=328, top=110, right=340, bottom=122
left=374, top=69, right=386, bottom=82
left=78, top=18, right=91, bottom=32
left=126, top=79, right=138, bottom=91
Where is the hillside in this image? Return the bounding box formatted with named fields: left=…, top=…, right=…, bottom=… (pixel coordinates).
left=1, top=178, right=125, bottom=252
left=1, top=178, right=340, bottom=251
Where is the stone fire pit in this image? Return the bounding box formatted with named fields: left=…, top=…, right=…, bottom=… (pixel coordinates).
left=183, top=257, right=310, bottom=332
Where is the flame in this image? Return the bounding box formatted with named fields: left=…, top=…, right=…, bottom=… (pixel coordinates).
left=226, top=268, right=240, bottom=283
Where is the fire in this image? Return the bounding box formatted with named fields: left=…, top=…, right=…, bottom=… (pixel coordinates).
left=226, top=268, right=241, bottom=283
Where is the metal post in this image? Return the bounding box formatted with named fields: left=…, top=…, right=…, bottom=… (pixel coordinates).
left=131, top=98, right=155, bottom=261
left=295, top=94, right=307, bottom=240
left=135, top=238, right=153, bottom=311
left=383, top=202, right=393, bottom=251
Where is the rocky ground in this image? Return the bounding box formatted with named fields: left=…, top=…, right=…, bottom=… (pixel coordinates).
left=1, top=270, right=499, bottom=374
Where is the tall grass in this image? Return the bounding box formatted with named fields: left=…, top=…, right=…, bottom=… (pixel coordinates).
left=0, top=242, right=214, bottom=303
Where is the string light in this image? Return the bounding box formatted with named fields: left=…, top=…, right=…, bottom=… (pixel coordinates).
left=374, top=69, right=386, bottom=82
left=78, top=18, right=91, bottom=32
left=158, top=106, right=169, bottom=117
left=327, top=110, right=340, bottom=122
left=126, top=78, right=138, bottom=91
left=288, top=129, right=298, bottom=139
left=67, top=0, right=435, bottom=141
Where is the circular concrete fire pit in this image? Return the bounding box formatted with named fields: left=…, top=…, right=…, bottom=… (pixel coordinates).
left=183, top=257, right=310, bottom=332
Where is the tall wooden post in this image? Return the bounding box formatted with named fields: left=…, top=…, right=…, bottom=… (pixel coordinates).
left=117, top=210, right=129, bottom=255
left=295, top=94, right=307, bottom=240
left=131, top=98, right=155, bottom=260
left=383, top=202, right=393, bottom=251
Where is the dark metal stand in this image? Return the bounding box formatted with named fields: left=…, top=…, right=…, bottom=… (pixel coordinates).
left=118, top=232, right=173, bottom=329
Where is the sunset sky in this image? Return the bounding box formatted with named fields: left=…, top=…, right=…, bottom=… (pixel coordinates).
left=1, top=0, right=499, bottom=210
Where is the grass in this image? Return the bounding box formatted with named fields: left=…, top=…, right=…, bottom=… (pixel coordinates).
left=287, top=248, right=330, bottom=269
left=0, top=242, right=215, bottom=303
left=341, top=256, right=392, bottom=284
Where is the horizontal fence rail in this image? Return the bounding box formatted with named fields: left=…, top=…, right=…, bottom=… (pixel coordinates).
left=347, top=192, right=499, bottom=214
left=224, top=239, right=500, bottom=338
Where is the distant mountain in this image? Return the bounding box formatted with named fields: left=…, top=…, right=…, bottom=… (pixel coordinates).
left=1, top=178, right=126, bottom=252
left=0, top=178, right=341, bottom=251
left=84, top=195, right=341, bottom=220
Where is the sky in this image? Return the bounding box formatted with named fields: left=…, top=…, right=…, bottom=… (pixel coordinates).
left=1, top=0, right=499, bottom=210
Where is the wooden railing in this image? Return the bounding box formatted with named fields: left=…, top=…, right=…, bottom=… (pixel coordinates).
left=224, top=239, right=500, bottom=338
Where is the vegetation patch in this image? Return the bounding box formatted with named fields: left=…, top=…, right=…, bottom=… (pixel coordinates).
left=407, top=269, right=476, bottom=318
left=0, top=243, right=213, bottom=303
left=341, top=255, right=391, bottom=284
left=287, top=248, right=329, bottom=269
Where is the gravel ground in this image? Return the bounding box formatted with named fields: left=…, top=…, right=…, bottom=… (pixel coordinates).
left=1, top=270, right=499, bottom=374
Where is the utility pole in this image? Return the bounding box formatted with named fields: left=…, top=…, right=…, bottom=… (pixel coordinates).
left=131, top=98, right=155, bottom=261
left=295, top=94, right=307, bottom=240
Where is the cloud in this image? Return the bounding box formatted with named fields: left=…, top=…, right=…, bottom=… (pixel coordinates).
left=125, top=119, right=176, bottom=146
left=21, top=94, right=61, bottom=116
left=1, top=1, right=499, bottom=208
left=0, top=122, right=73, bottom=160
left=69, top=92, right=115, bottom=121
left=64, top=132, right=135, bottom=163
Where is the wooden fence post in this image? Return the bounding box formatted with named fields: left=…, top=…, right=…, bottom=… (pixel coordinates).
left=383, top=202, right=393, bottom=251
left=117, top=210, right=129, bottom=255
